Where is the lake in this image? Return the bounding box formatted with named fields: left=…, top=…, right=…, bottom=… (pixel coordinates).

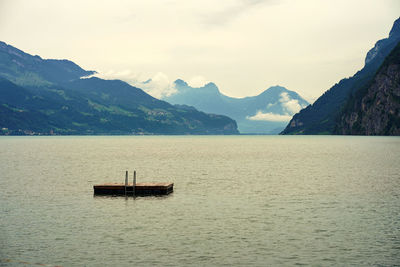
left=0, top=136, right=399, bottom=266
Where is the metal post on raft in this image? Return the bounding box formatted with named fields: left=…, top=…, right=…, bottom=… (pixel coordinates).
left=125, top=170, right=128, bottom=195
left=133, top=170, right=136, bottom=196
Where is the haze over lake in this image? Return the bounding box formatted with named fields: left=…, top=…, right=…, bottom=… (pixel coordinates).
left=1, top=136, right=399, bottom=266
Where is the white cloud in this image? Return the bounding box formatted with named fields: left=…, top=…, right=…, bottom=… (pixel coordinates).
left=187, top=75, right=209, bottom=88
left=279, top=92, right=304, bottom=114
left=247, top=111, right=292, bottom=122
left=247, top=91, right=307, bottom=122
left=92, top=70, right=177, bottom=99
left=94, top=69, right=140, bottom=83
left=137, top=72, right=178, bottom=99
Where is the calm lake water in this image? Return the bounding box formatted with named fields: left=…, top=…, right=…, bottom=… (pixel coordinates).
left=0, top=136, right=399, bottom=266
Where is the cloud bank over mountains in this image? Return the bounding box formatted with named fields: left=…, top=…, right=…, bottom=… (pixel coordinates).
left=94, top=69, right=307, bottom=126
left=94, top=71, right=211, bottom=99
left=247, top=92, right=307, bottom=122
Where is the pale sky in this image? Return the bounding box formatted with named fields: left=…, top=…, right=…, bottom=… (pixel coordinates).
left=0, top=0, right=399, bottom=101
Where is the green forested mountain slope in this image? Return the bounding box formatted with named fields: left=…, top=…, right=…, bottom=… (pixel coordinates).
left=0, top=42, right=239, bottom=135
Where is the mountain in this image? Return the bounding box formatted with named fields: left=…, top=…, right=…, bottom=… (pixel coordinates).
left=0, top=41, right=239, bottom=135
left=0, top=41, right=95, bottom=86
left=335, top=42, right=400, bottom=135
left=281, top=17, right=400, bottom=135
left=163, top=80, right=309, bottom=134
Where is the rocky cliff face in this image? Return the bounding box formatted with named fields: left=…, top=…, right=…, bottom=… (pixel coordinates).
left=335, top=43, right=400, bottom=135
left=281, top=17, right=400, bottom=135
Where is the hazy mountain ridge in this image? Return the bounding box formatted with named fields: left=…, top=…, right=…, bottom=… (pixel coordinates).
left=0, top=42, right=239, bottom=135
left=163, top=80, right=309, bottom=134
left=281, top=17, right=400, bottom=135
left=335, top=42, right=400, bottom=135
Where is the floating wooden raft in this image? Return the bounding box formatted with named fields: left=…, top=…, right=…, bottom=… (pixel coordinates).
left=93, top=171, right=173, bottom=196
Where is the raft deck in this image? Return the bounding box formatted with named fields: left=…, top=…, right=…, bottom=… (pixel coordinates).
left=93, top=182, right=174, bottom=196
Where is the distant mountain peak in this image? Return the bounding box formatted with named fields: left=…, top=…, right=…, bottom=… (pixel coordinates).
left=174, top=79, right=219, bottom=89
left=202, top=82, right=220, bottom=93
left=205, top=82, right=217, bottom=87
left=164, top=79, right=308, bottom=134
left=264, top=85, right=287, bottom=92
left=174, top=79, right=188, bottom=87
left=253, top=86, right=293, bottom=99
left=173, top=79, right=221, bottom=95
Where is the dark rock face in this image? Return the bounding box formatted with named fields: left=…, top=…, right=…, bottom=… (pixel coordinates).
left=281, top=17, right=400, bottom=135
left=336, top=43, right=400, bottom=135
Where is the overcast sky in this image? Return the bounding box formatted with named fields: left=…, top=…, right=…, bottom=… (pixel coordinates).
left=0, top=0, right=399, bottom=101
